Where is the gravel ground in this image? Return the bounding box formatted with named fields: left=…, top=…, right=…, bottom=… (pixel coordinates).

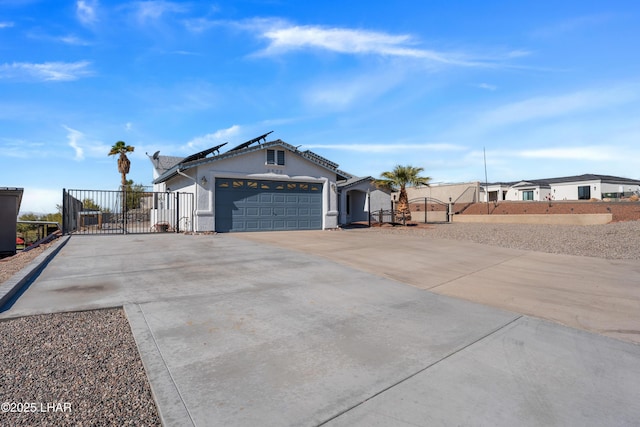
left=368, top=220, right=640, bottom=260
left=0, top=308, right=161, bottom=426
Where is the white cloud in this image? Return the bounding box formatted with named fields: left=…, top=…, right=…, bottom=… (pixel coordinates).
left=305, top=143, right=466, bottom=153
left=59, top=34, right=91, bottom=45
left=131, top=0, right=189, bottom=24
left=517, top=146, right=615, bottom=161
left=64, top=126, right=85, bottom=160
left=304, top=71, right=404, bottom=110
left=185, top=125, right=241, bottom=149
left=531, top=14, right=613, bottom=38
left=125, top=122, right=133, bottom=131
left=0, top=61, right=93, bottom=81
left=0, top=22, right=15, bottom=28
left=477, top=83, right=497, bottom=91
left=476, top=86, right=638, bottom=129
left=76, top=0, right=98, bottom=26
left=244, top=19, right=522, bottom=67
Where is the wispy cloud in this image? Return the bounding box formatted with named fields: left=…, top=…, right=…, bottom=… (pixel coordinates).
left=185, top=125, right=241, bottom=149
left=129, top=0, right=189, bottom=24
left=76, top=0, right=98, bottom=26
left=475, top=86, right=638, bottom=129
left=0, top=21, right=15, bottom=29
left=305, top=143, right=466, bottom=153
left=476, top=83, right=497, bottom=91
left=0, top=61, right=93, bottom=81
left=517, top=146, right=615, bottom=161
left=64, top=126, right=85, bottom=160
left=235, top=19, right=525, bottom=67
left=303, top=71, right=404, bottom=110
left=59, top=34, right=92, bottom=45
left=531, top=14, right=613, bottom=38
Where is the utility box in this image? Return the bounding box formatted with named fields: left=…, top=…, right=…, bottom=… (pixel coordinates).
left=0, top=187, right=23, bottom=258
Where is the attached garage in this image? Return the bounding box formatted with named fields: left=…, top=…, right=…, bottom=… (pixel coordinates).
left=149, top=133, right=348, bottom=233
left=214, top=178, right=323, bottom=232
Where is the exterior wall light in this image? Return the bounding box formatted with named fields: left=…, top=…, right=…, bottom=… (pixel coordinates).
left=201, top=176, right=208, bottom=186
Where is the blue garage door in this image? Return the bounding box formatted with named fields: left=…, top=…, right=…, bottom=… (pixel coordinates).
left=215, top=178, right=323, bottom=232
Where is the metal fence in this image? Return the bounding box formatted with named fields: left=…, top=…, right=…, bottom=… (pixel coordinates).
left=63, top=189, right=194, bottom=235
left=369, top=199, right=451, bottom=226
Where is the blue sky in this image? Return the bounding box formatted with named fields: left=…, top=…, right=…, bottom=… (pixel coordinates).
left=2, top=0, right=639, bottom=214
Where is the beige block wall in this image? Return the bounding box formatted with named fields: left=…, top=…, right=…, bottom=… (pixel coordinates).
left=453, top=214, right=612, bottom=225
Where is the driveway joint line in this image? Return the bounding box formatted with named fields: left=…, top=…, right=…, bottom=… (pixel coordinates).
left=315, top=314, right=523, bottom=426
left=426, top=253, right=528, bottom=291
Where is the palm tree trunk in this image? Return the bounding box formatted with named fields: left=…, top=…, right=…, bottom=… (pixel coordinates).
left=397, top=187, right=411, bottom=221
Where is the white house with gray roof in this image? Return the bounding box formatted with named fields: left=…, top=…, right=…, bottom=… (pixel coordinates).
left=481, top=174, right=640, bottom=202
left=149, top=132, right=387, bottom=232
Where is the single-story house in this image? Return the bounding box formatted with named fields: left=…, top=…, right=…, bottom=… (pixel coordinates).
left=481, top=174, right=640, bottom=202
left=149, top=133, right=390, bottom=232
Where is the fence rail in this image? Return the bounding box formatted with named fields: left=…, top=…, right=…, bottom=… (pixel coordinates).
left=368, top=205, right=451, bottom=226
left=63, top=189, right=194, bottom=235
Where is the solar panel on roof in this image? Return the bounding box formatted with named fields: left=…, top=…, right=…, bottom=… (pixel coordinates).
left=228, top=131, right=274, bottom=152
left=180, top=142, right=228, bottom=164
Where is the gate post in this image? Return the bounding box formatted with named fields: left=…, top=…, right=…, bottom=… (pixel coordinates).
left=175, top=192, right=180, bottom=233
left=62, top=189, right=67, bottom=235
left=122, top=188, right=127, bottom=234
left=424, top=197, right=427, bottom=224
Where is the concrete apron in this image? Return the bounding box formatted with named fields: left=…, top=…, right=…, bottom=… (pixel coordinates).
left=2, top=233, right=640, bottom=426
left=236, top=229, right=640, bottom=345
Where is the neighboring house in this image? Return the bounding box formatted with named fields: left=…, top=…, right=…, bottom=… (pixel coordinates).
left=337, top=176, right=391, bottom=225
left=149, top=133, right=388, bottom=232
left=482, top=174, right=640, bottom=202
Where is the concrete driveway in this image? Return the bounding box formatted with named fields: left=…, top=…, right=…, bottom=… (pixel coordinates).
left=2, top=232, right=639, bottom=426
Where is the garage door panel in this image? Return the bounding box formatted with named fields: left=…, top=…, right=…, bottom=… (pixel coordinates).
left=216, top=178, right=322, bottom=232
left=285, top=207, right=297, bottom=216
left=260, top=193, right=273, bottom=203
left=245, top=207, right=260, bottom=217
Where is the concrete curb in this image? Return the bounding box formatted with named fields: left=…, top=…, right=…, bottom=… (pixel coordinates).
left=124, top=303, right=195, bottom=427
left=0, top=235, right=71, bottom=309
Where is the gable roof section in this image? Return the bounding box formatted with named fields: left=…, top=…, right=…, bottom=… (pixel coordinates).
left=149, top=155, right=183, bottom=176
left=153, top=139, right=351, bottom=184
left=338, top=176, right=375, bottom=189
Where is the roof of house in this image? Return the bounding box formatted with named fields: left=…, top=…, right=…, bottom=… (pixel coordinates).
left=338, top=176, right=375, bottom=189
left=0, top=187, right=24, bottom=215
left=485, top=173, right=640, bottom=188
left=151, top=139, right=351, bottom=184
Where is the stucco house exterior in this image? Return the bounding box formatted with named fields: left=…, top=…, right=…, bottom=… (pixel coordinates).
left=149, top=134, right=390, bottom=232
left=481, top=174, right=640, bottom=202
left=338, top=176, right=391, bottom=225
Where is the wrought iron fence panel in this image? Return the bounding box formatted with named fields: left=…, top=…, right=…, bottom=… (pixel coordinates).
left=63, top=189, right=193, bottom=235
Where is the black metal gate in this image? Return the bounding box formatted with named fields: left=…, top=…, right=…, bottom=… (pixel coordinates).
left=62, top=189, right=194, bottom=235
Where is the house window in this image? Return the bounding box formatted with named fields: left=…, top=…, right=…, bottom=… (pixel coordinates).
left=578, top=185, right=591, bottom=200
left=522, top=190, right=534, bottom=201
left=267, top=149, right=285, bottom=166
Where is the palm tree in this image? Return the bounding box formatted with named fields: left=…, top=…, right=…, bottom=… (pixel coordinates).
left=377, top=165, right=431, bottom=221
left=108, top=141, right=135, bottom=188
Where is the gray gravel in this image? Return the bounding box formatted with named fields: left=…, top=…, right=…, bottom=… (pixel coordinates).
left=368, top=220, right=640, bottom=260
left=0, top=308, right=161, bottom=426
